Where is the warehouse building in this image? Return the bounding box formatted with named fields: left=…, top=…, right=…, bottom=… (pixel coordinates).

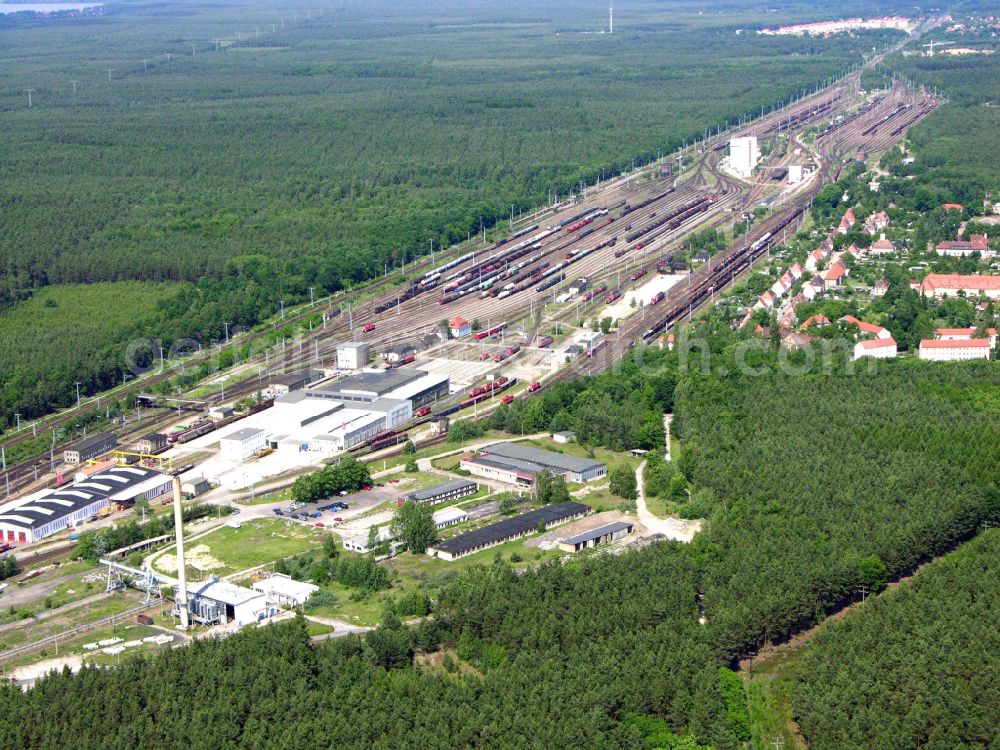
left=134, top=433, right=168, bottom=454
left=342, top=525, right=399, bottom=555
left=219, top=427, right=269, bottom=461
left=461, top=454, right=542, bottom=486
left=476, top=443, right=607, bottom=483
left=209, top=405, right=234, bottom=420
left=0, top=466, right=171, bottom=544
left=180, top=476, right=211, bottom=498
left=403, top=478, right=478, bottom=506
left=336, top=342, right=370, bottom=371
left=426, top=501, right=590, bottom=561
left=184, top=578, right=274, bottom=628
left=63, top=432, right=117, bottom=465
left=252, top=573, right=319, bottom=608
left=557, top=520, right=634, bottom=553
left=432, top=506, right=469, bottom=529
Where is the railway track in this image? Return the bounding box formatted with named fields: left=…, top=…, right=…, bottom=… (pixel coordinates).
left=0, top=71, right=939, bottom=499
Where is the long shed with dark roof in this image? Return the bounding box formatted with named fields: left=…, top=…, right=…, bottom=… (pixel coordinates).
left=426, top=502, right=589, bottom=561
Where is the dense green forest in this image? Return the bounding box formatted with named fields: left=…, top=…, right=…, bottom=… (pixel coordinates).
left=879, top=29, right=1000, bottom=210
left=794, top=531, right=1000, bottom=749
left=0, top=281, right=179, bottom=418
left=2, top=335, right=998, bottom=748
left=0, top=0, right=898, bottom=424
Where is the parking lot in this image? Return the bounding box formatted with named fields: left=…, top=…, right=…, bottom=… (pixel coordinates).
left=269, top=483, right=403, bottom=531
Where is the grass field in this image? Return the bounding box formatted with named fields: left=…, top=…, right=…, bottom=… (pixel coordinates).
left=303, top=524, right=563, bottom=626
left=0, top=590, right=147, bottom=655
left=152, top=519, right=325, bottom=578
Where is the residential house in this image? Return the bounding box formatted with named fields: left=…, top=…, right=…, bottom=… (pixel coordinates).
left=864, top=211, right=889, bottom=235
left=869, top=237, right=896, bottom=255
left=800, top=314, right=830, bottom=329
left=782, top=332, right=817, bottom=350
left=838, top=208, right=857, bottom=235
left=824, top=260, right=848, bottom=288
left=872, top=277, right=890, bottom=297
left=802, top=276, right=826, bottom=300
left=840, top=315, right=892, bottom=340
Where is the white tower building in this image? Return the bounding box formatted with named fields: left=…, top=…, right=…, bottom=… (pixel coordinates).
left=729, top=136, right=760, bottom=178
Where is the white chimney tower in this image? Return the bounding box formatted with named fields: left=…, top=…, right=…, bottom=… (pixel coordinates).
left=609, top=2, right=613, bottom=33
left=171, top=476, right=190, bottom=628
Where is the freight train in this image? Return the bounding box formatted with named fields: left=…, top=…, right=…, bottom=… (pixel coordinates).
left=168, top=419, right=216, bottom=444
left=473, top=322, right=507, bottom=340
left=637, top=208, right=803, bottom=344
left=459, top=377, right=518, bottom=409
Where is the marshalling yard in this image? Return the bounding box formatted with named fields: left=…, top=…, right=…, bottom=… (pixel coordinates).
left=0, top=57, right=941, bottom=678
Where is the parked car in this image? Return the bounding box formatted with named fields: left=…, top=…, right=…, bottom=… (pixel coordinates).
left=315, top=522, right=325, bottom=528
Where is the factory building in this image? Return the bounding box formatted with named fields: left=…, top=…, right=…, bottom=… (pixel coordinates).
left=268, top=369, right=319, bottom=396
left=403, top=478, right=478, bottom=506
left=63, top=432, right=117, bottom=465
left=427, top=502, right=590, bottom=561
left=336, top=342, right=370, bottom=371
left=184, top=578, right=274, bottom=628
left=0, top=466, right=171, bottom=544
left=251, top=573, right=319, bottom=608
left=134, top=433, right=168, bottom=454
left=557, top=520, right=634, bottom=553
left=311, top=410, right=387, bottom=453
left=219, top=427, right=269, bottom=461
left=729, top=136, right=760, bottom=178
left=473, top=443, right=607, bottom=483
left=364, top=398, right=413, bottom=429
left=270, top=391, right=345, bottom=427
left=308, top=368, right=449, bottom=408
